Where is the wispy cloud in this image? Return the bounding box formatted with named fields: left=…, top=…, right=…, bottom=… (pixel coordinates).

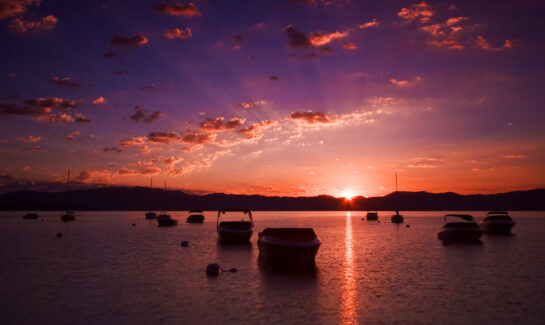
left=199, top=117, right=245, bottom=131
left=16, top=135, right=41, bottom=143
left=309, top=30, right=349, bottom=46
left=283, top=25, right=310, bottom=48
left=9, top=15, right=57, bottom=34
left=164, top=27, right=192, bottom=39
left=65, top=131, right=80, bottom=140
left=130, top=107, right=164, bottom=123
left=91, top=97, right=107, bottom=106
left=359, top=19, right=379, bottom=29
left=0, top=0, right=41, bottom=19
left=238, top=100, right=267, bottom=109
left=49, top=76, right=82, bottom=90
left=398, top=2, right=433, bottom=23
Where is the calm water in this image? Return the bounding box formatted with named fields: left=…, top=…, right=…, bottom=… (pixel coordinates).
left=1, top=211, right=544, bottom=324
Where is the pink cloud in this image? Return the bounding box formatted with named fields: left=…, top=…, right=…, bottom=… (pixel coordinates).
left=237, top=120, right=277, bottom=140
left=446, top=16, right=468, bottom=26
left=343, top=42, right=357, bottom=50
left=65, top=131, right=80, bottom=140
left=164, top=27, right=192, bottom=39
left=199, top=117, right=245, bottom=131
left=119, top=137, right=146, bottom=146
left=34, top=113, right=74, bottom=123
left=390, top=76, right=421, bottom=87
left=49, top=76, right=82, bottom=90
left=309, top=30, right=349, bottom=46
left=16, top=135, right=41, bottom=143
left=0, top=0, right=41, bottom=19
left=290, top=111, right=338, bottom=124
left=92, top=97, right=107, bottom=106
left=359, top=19, right=379, bottom=29
left=9, top=15, right=57, bottom=34
left=238, top=100, right=267, bottom=109
left=151, top=2, right=201, bottom=17
left=398, top=2, right=433, bottom=23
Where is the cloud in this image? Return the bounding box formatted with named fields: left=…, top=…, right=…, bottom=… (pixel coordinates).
left=0, top=103, right=50, bottom=116
left=359, top=19, right=379, bottom=29
left=503, top=40, right=513, bottom=49
left=283, top=25, right=310, bottom=48
left=151, top=2, right=201, bottom=17
left=0, top=0, right=41, bottom=19
left=102, top=146, right=122, bottom=153
left=49, top=76, right=82, bottom=90
left=164, top=27, right=192, bottom=39
left=199, top=117, right=245, bottom=131
left=91, top=97, right=107, bottom=106
left=309, top=30, right=349, bottom=46
left=34, top=113, right=73, bottom=123
left=398, top=2, right=433, bottom=23
left=111, top=34, right=148, bottom=47
left=237, top=120, right=277, bottom=140
left=237, top=100, right=267, bottom=109
left=139, top=83, right=156, bottom=91
left=290, top=111, right=338, bottom=125
left=147, top=131, right=180, bottom=143
left=130, top=107, right=164, bottom=123
left=24, top=146, right=41, bottom=151
left=428, top=38, right=464, bottom=50
left=114, top=70, right=129, bottom=76
left=390, top=76, right=421, bottom=87
left=504, top=154, right=526, bottom=159
left=9, top=15, right=57, bottom=34
left=65, top=131, right=80, bottom=140
left=446, top=16, right=468, bottom=26
left=119, top=137, right=146, bottom=146
left=233, top=34, right=247, bottom=42
left=162, top=156, right=183, bottom=166
left=119, top=161, right=161, bottom=175
left=16, top=135, right=41, bottom=143
left=24, top=97, right=78, bottom=111
left=343, top=42, right=357, bottom=50
left=74, top=113, right=91, bottom=123
left=269, top=75, right=279, bottom=81
left=181, top=131, right=216, bottom=144
left=408, top=157, right=438, bottom=168
left=102, top=51, right=121, bottom=59
left=74, top=171, right=91, bottom=182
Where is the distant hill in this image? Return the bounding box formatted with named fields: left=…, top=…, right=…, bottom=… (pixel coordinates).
left=0, top=187, right=544, bottom=211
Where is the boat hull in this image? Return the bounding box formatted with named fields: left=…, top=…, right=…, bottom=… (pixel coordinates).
left=437, top=227, right=483, bottom=242
left=391, top=214, right=404, bottom=223
left=145, top=212, right=157, bottom=219
left=217, top=228, right=252, bottom=243
left=187, top=215, right=204, bottom=223
left=480, top=220, right=515, bottom=235
left=157, top=214, right=177, bottom=226
left=61, top=214, right=76, bottom=222
left=23, top=213, right=38, bottom=220
left=258, top=236, right=320, bottom=265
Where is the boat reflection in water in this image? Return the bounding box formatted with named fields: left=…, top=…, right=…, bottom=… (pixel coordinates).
left=341, top=212, right=358, bottom=324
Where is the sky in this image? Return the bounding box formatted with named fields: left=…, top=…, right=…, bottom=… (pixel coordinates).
left=1, top=0, right=544, bottom=198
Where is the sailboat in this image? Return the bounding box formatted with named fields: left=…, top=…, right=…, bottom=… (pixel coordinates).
left=391, top=172, right=404, bottom=224
left=145, top=178, right=157, bottom=219
left=61, top=169, right=76, bottom=222
left=157, top=181, right=177, bottom=226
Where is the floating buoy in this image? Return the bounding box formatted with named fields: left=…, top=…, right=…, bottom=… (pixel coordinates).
left=206, top=263, right=220, bottom=276
left=377, top=221, right=381, bottom=223
left=181, top=240, right=189, bottom=247
left=132, top=223, right=136, bottom=227
left=56, top=232, right=63, bottom=238
left=406, top=224, right=410, bottom=228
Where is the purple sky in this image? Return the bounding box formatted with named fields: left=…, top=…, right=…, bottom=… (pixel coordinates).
left=1, top=0, right=544, bottom=197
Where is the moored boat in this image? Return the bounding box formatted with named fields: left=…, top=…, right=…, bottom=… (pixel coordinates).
left=437, top=214, right=483, bottom=242
left=23, top=213, right=39, bottom=220
left=157, top=214, right=178, bottom=226
left=145, top=211, right=157, bottom=219
left=187, top=210, right=205, bottom=223
left=480, top=211, right=516, bottom=235
left=60, top=170, right=76, bottom=222
left=391, top=210, right=404, bottom=224
left=61, top=211, right=76, bottom=222
left=258, top=228, right=321, bottom=265
left=217, top=209, right=253, bottom=243
left=366, top=211, right=379, bottom=221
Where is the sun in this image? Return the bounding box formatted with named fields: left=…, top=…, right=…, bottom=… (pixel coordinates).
left=341, top=189, right=355, bottom=201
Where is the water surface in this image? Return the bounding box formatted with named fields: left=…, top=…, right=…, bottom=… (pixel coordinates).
left=1, top=211, right=544, bottom=324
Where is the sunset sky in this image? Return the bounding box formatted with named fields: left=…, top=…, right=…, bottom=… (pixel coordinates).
left=1, top=0, right=544, bottom=197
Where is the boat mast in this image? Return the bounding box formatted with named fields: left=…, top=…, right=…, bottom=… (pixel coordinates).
left=66, top=169, right=70, bottom=212
left=163, top=181, right=167, bottom=215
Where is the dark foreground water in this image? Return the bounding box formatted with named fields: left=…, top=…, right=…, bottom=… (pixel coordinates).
left=1, top=211, right=544, bottom=324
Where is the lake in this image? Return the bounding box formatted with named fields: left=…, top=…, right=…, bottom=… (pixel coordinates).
left=1, top=211, right=544, bottom=324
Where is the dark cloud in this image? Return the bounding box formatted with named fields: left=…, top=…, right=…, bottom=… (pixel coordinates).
left=102, top=146, right=122, bottom=153
left=181, top=131, right=216, bottom=144
left=102, top=51, right=122, bottom=59
left=74, top=114, right=91, bottom=124
left=269, top=75, right=279, bottom=81
left=199, top=117, right=245, bottom=131
left=0, top=103, right=50, bottom=116
left=111, top=34, right=148, bottom=47
left=24, top=97, right=78, bottom=111
left=139, top=83, right=156, bottom=91
left=147, top=131, right=180, bottom=143
left=290, top=111, right=338, bottom=124
left=49, top=76, right=82, bottom=90
left=283, top=25, right=310, bottom=48
left=8, top=15, right=57, bottom=34
left=151, top=2, right=201, bottom=17
left=130, top=107, right=163, bottom=123
left=114, top=70, right=129, bottom=76
left=234, top=34, right=247, bottom=42
left=164, top=27, right=192, bottom=39
left=74, top=171, right=91, bottom=182
left=236, top=120, right=277, bottom=140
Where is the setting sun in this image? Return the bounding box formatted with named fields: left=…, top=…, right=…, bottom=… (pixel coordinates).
left=341, top=189, right=356, bottom=200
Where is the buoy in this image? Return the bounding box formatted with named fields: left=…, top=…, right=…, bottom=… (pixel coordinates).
left=206, top=263, right=220, bottom=276
left=56, top=232, right=63, bottom=238
left=181, top=240, right=189, bottom=247
left=377, top=221, right=381, bottom=223
left=132, top=223, right=136, bottom=227
left=406, top=224, right=410, bottom=228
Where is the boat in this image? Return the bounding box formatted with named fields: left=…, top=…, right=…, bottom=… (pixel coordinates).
left=217, top=209, right=253, bottom=243
left=391, top=210, right=404, bottom=224
left=437, top=214, right=483, bottom=242
left=186, top=210, right=205, bottom=223
left=61, top=169, right=76, bottom=222
left=145, top=178, right=157, bottom=219
left=391, top=173, right=404, bottom=223
left=480, top=211, right=516, bottom=235
left=156, top=182, right=177, bottom=227
left=366, top=211, right=379, bottom=221
left=258, top=228, right=321, bottom=265
left=23, top=213, right=38, bottom=220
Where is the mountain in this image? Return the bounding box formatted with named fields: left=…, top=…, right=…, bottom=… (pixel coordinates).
left=0, top=187, right=544, bottom=211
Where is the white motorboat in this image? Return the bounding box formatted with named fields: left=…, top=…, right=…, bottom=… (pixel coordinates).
left=366, top=211, right=379, bottom=221
left=437, top=214, right=483, bottom=242
left=480, top=211, right=516, bottom=235
left=186, top=210, right=205, bottom=223
left=217, top=209, right=253, bottom=243
left=258, top=228, right=321, bottom=265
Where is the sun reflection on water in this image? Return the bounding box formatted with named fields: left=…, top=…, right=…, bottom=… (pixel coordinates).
left=341, top=211, right=358, bottom=324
